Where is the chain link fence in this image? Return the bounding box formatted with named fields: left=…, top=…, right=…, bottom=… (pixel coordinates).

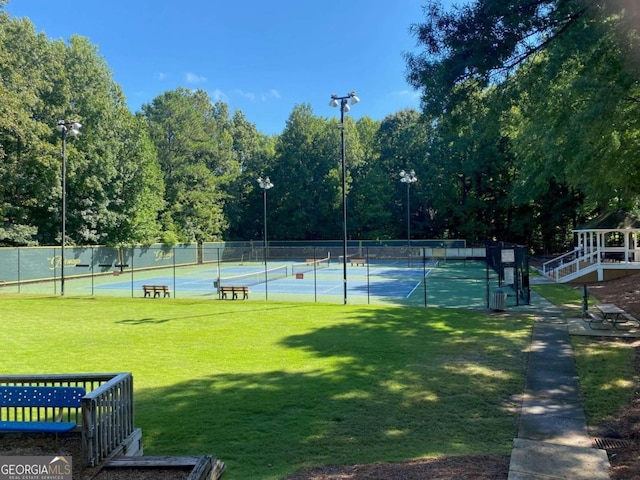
left=0, top=242, right=528, bottom=309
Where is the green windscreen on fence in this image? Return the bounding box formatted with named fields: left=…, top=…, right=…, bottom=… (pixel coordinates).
left=0, top=241, right=531, bottom=310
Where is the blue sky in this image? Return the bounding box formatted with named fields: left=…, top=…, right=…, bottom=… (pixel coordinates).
left=5, top=1, right=453, bottom=135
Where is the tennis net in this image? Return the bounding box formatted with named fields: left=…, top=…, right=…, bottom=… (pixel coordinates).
left=217, top=265, right=288, bottom=287
left=291, top=257, right=330, bottom=275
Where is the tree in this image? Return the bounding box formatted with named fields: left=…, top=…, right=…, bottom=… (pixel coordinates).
left=494, top=1, right=640, bottom=248
left=507, top=24, right=640, bottom=207
left=406, top=0, right=640, bottom=249
left=102, top=114, right=164, bottom=245
left=223, top=110, right=276, bottom=241
left=0, top=13, right=62, bottom=245
left=143, top=89, right=239, bottom=243
left=405, top=0, right=596, bottom=115
left=423, top=83, right=516, bottom=243
left=371, top=110, right=432, bottom=240
left=348, top=116, right=390, bottom=239
left=268, top=104, right=329, bottom=240
left=58, top=36, right=165, bottom=245
left=0, top=14, right=163, bottom=247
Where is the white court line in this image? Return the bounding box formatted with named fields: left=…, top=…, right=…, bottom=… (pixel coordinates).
left=405, top=268, right=433, bottom=298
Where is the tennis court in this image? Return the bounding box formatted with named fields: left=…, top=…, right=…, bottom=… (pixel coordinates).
left=2, top=241, right=519, bottom=308
left=77, top=257, right=497, bottom=308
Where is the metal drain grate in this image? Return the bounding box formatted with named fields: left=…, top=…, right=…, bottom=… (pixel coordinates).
left=593, top=437, right=633, bottom=450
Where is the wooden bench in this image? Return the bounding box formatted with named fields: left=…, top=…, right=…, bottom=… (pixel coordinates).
left=0, top=386, right=85, bottom=433
left=142, top=284, right=171, bottom=298
left=350, top=258, right=366, bottom=266
left=219, top=285, right=249, bottom=300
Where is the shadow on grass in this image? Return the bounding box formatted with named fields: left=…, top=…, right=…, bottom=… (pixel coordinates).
left=133, top=307, right=531, bottom=479
left=115, top=304, right=304, bottom=325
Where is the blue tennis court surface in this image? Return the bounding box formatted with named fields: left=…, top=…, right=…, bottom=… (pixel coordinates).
left=92, top=261, right=433, bottom=299
left=86, top=259, right=493, bottom=307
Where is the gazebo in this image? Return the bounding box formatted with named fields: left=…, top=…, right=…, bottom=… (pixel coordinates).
left=543, top=211, right=640, bottom=282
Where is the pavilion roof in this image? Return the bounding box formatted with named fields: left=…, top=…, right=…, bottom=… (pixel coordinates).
left=574, top=210, right=640, bottom=231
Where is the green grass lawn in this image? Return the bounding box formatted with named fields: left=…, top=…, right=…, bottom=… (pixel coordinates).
left=572, top=335, right=637, bottom=425
left=1, top=295, right=532, bottom=479
left=531, top=282, right=584, bottom=315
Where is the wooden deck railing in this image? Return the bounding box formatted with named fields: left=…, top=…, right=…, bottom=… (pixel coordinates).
left=0, top=372, right=136, bottom=467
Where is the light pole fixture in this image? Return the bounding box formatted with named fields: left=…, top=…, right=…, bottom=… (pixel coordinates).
left=400, top=169, right=417, bottom=246
left=57, top=120, right=82, bottom=296
left=257, top=176, right=274, bottom=258
left=329, top=91, right=360, bottom=305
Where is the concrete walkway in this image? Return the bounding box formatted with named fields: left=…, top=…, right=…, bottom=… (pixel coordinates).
left=507, top=280, right=611, bottom=479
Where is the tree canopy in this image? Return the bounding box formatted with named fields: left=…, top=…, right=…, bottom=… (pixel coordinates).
left=2, top=1, right=640, bottom=254
left=405, top=0, right=640, bottom=251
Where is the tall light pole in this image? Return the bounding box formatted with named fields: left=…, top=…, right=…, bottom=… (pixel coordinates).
left=257, top=176, right=274, bottom=260
left=329, top=91, right=360, bottom=305
left=57, top=120, right=82, bottom=296
left=400, top=169, right=417, bottom=247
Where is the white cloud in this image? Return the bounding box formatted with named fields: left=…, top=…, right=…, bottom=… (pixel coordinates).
left=208, top=87, right=282, bottom=104
left=185, top=72, right=207, bottom=84
left=395, top=89, right=421, bottom=101
left=157, top=72, right=167, bottom=81
left=234, top=89, right=256, bottom=101
left=235, top=88, right=281, bottom=102
left=210, top=88, right=228, bottom=102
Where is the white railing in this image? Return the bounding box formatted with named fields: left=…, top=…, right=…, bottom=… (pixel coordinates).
left=542, top=249, right=580, bottom=278
left=542, top=247, right=640, bottom=282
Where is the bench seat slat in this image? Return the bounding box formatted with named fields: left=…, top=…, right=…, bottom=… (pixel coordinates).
left=0, top=386, right=84, bottom=434
left=0, top=420, right=77, bottom=433
left=0, top=386, right=85, bottom=407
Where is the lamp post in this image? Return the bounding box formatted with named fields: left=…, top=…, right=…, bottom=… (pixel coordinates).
left=400, top=169, right=417, bottom=247
left=258, top=176, right=273, bottom=300
left=57, top=120, right=82, bottom=296
left=257, top=176, right=274, bottom=257
left=329, top=91, right=360, bottom=305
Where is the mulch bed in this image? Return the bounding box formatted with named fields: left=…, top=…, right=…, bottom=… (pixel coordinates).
left=0, top=432, right=100, bottom=479
left=0, top=433, right=195, bottom=480
left=283, top=455, right=510, bottom=479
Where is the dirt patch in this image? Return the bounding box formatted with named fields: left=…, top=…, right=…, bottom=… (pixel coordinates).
left=0, top=432, right=100, bottom=480
left=93, top=467, right=192, bottom=480
left=0, top=433, right=192, bottom=480
left=283, top=455, right=510, bottom=479
left=586, top=273, right=640, bottom=320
